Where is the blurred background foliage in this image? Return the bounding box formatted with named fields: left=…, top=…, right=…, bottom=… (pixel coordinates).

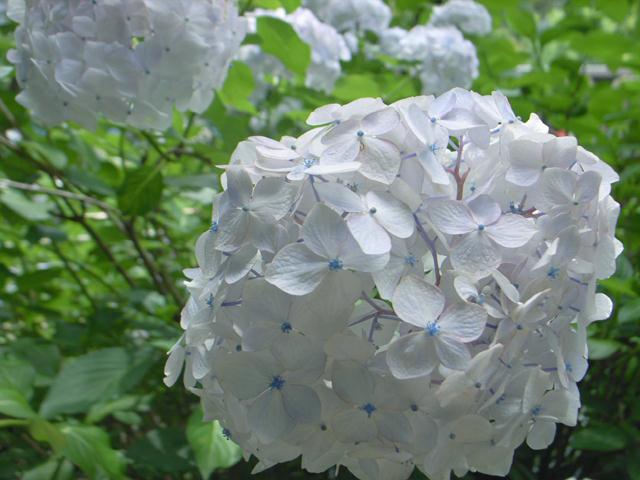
left=0, top=0, right=639, bottom=479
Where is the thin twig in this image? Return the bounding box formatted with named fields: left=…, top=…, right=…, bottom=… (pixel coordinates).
left=413, top=213, right=442, bottom=286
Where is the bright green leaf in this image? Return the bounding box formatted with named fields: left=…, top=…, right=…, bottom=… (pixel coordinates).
left=187, top=407, right=242, bottom=479
left=39, top=348, right=130, bottom=418
left=0, top=387, right=36, bottom=419
left=334, top=75, right=382, bottom=102
left=60, top=424, right=126, bottom=479
left=0, top=189, right=52, bottom=221
left=256, top=16, right=311, bottom=79
left=118, top=165, right=164, bottom=216
left=218, top=61, right=257, bottom=114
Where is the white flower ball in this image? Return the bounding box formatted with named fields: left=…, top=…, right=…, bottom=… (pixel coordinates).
left=303, top=0, right=392, bottom=36
left=242, top=7, right=351, bottom=97
left=8, top=0, right=245, bottom=130
left=380, top=26, right=480, bottom=95
left=166, top=89, right=622, bottom=480
left=429, top=0, right=493, bottom=36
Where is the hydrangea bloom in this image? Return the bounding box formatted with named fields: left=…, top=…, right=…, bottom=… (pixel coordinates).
left=166, top=89, right=621, bottom=480
left=379, top=26, right=480, bottom=95
left=428, top=0, right=492, bottom=36
left=303, top=0, right=392, bottom=36
left=7, top=0, right=245, bottom=130
left=240, top=7, right=350, bottom=97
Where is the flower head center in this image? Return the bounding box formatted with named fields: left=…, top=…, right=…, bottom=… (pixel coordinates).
left=269, top=375, right=286, bottom=390
left=425, top=321, right=441, bottom=336
left=328, top=258, right=344, bottom=271
left=360, top=403, right=377, bottom=417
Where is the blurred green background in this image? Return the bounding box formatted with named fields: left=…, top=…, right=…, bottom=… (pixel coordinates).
left=0, top=0, right=639, bottom=478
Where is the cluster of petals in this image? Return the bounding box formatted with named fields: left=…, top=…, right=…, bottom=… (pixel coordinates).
left=240, top=7, right=351, bottom=97
left=303, top=0, right=392, bottom=37
left=7, top=0, right=245, bottom=130
left=428, top=0, right=492, bottom=36
left=165, top=88, right=621, bottom=480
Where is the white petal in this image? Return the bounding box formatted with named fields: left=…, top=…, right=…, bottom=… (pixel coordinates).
left=347, top=213, right=391, bottom=255
left=485, top=215, right=537, bottom=248
left=265, top=243, right=329, bottom=296
left=250, top=177, right=298, bottom=220
left=248, top=390, right=295, bottom=443
left=538, top=168, right=576, bottom=210
left=367, top=190, right=414, bottom=239
left=163, top=345, right=185, bottom=387
left=332, top=360, right=375, bottom=405
left=332, top=409, right=377, bottom=443
left=387, top=333, right=438, bottom=379
left=450, top=415, right=493, bottom=443
left=451, top=231, right=501, bottom=273
left=216, top=354, right=271, bottom=400
left=375, top=412, right=413, bottom=444
left=435, top=335, right=471, bottom=370
left=468, top=195, right=501, bottom=226
left=314, top=182, right=364, bottom=212
left=393, top=275, right=445, bottom=328
left=438, top=303, right=487, bottom=342
left=303, top=204, right=352, bottom=258
left=214, top=210, right=249, bottom=252
left=427, top=199, right=477, bottom=235
left=359, top=137, right=401, bottom=184
left=362, top=107, right=399, bottom=136
left=321, top=139, right=360, bottom=164
left=418, top=150, right=450, bottom=185
left=282, top=384, right=321, bottom=424
left=526, top=420, right=556, bottom=450
left=225, top=168, right=253, bottom=207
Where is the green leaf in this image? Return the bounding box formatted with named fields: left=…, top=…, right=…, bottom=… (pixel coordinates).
left=22, top=141, right=68, bottom=169
left=187, top=407, right=242, bottom=479
left=618, top=298, right=640, bottom=324
left=85, top=395, right=140, bottom=424
left=570, top=425, right=628, bottom=452
left=39, top=348, right=130, bottom=418
left=22, top=458, right=75, bottom=480
left=0, top=189, right=52, bottom=221
left=29, top=419, right=66, bottom=453
left=588, top=338, right=623, bottom=360
left=256, top=16, right=311, bottom=79
left=334, top=74, right=382, bottom=102
left=280, top=0, right=301, bottom=12
left=60, top=424, right=126, bottom=479
left=118, top=165, right=164, bottom=215
left=0, top=387, right=36, bottom=419
left=218, top=61, right=257, bottom=114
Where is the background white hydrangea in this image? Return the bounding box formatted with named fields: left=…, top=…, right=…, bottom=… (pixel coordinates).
left=303, top=0, right=392, bottom=38
left=428, top=0, right=492, bottom=36
left=165, top=88, right=622, bottom=480
left=7, top=0, right=245, bottom=130
left=240, top=7, right=351, bottom=98
left=379, top=25, right=480, bottom=95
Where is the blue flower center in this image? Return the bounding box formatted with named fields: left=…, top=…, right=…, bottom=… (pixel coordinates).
left=303, top=157, right=316, bottom=168
left=328, top=259, right=344, bottom=271
left=280, top=322, right=292, bottom=333
left=531, top=406, right=542, bottom=417
left=369, top=207, right=377, bottom=214
left=210, top=221, right=219, bottom=233
left=222, top=428, right=232, bottom=440
left=404, top=254, right=417, bottom=267
left=360, top=403, right=377, bottom=417
left=425, top=321, right=440, bottom=336
left=269, top=375, right=286, bottom=390
left=478, top=224, right=485, bottom=231
left=547, top=266, right=560, bottom=279
left=429, top=143, right=438, bottom=153
left=356, top=130, right=365, bottom=137
left=206, top=294, right=214, bottom=308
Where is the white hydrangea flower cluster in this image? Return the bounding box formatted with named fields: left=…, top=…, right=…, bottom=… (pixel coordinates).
left=366, top=0, right=491, bottom=95
left=165, top=89, right=621, bottom=480
left=8, top=0, right=245, bottom=130
left=379, top=25, right=480, bottom=95
left=240, top=7, right=351, bottom=98
left=303, top=0, right=392, bottom=36
left=428, top=0, right=492, bottom=36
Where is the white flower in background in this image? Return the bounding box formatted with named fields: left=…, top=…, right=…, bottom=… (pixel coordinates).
left=8, top=0, right=245, bottom=129
left=303, top=0, right=392, bottom=36
left=241, top=7, right=350, bottom=98
left=429, top=0, right=492, bottom=36
left=379, top=25, right=480, bottom=95
left=166, top=89, right=622, bottom=480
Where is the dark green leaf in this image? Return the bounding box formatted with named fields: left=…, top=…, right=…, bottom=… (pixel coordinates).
left=118, top=166, right=164, bottom=215
left=570, top=425, right=628, bottom=452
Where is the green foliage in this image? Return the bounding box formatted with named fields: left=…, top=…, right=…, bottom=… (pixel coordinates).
left=0, top=0, right=639, bottom=479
